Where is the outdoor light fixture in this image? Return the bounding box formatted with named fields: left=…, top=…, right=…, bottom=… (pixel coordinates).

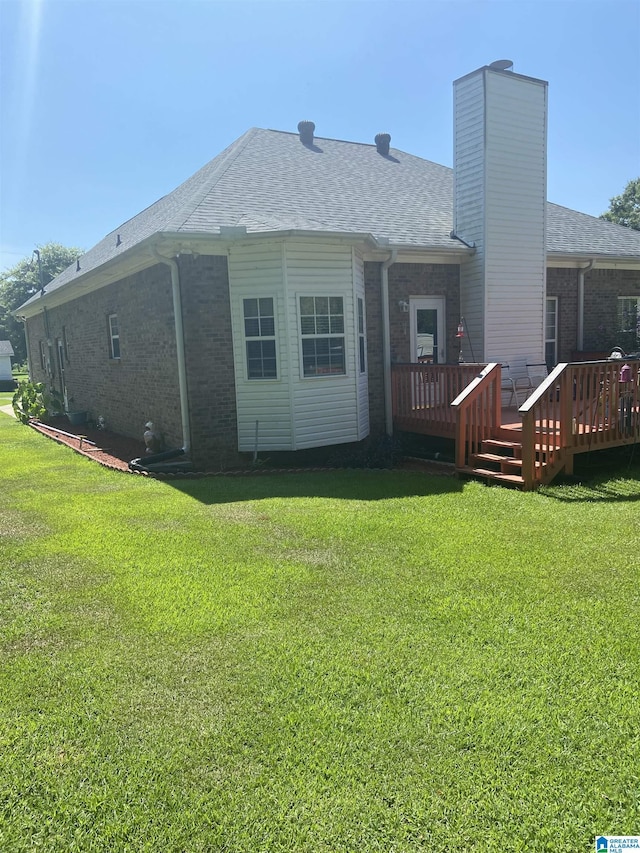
left=398, top=300, right=409, bottom=313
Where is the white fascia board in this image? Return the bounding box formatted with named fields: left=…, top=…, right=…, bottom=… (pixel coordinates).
left=546, top=253, right=640, bottom=270
left=363, top=246, right=473, bottom=264
left=156, top=229, right=379, bottom=254
left=16, top=238, right=163, bottom=318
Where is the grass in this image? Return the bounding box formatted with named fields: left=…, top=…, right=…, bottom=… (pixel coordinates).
left=0, top=413, right=638, bottom=851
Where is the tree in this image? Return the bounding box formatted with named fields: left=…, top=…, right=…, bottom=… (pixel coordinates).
left=0, top=243, right=83, bottom=365
left=600, top=177, right=640, bottom=231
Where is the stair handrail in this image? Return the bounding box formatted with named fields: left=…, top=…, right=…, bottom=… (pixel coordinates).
left=451, top=362, right=502, bottom=468
left=518, top=362, right=568, bottom=414
left=518, top=362, right=569, bottom=488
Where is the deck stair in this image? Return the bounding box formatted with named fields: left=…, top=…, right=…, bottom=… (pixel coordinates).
left=461, top=434, right=526, bottom=486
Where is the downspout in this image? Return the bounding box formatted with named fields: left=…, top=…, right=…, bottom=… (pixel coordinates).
left=22, top=317, right=32, bottom=378
left=151, top=248, right=190, bottom=454
left=381, top=249, right=398, bottom=435
left=577, top=259, right=595, bottom=352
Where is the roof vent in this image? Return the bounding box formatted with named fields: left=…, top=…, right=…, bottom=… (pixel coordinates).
left=116, top=234, right=122, bottom=247
left=375, top=133, right=391, bottom=155
left=297, top=120, right=315, bottom=145
left=489, top=59, right=514, bottom=71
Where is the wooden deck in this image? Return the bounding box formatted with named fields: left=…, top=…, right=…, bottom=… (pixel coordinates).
left=392, top=361, right=640, bottom=489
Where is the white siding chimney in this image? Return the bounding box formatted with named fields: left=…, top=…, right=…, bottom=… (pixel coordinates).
left=454, top=65, right=548, bottom=365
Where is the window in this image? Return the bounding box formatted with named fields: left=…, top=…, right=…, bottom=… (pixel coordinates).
left=616, top=297, right=639, bottom=351
left=357, top=297, right=366, bottom=374
left=545, top=296, right=558, bottom=369
left=243, top=298, right=277, bottom=379
left=39, top=340, right=47, bottom=371
left=299, top=296, right=345, bottom=377
left=108, top=314, right=120, bottom=359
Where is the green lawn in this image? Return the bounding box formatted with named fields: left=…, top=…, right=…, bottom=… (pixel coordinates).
left=1, top=413, right=638, bottom=852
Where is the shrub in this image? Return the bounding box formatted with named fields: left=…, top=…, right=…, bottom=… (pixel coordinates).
left=12, top=380, right=47, bottom=424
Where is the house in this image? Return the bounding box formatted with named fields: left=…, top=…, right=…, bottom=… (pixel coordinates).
left=0, top=341, right=15, bottom=389
left=16, top=62, right=640, bottom=471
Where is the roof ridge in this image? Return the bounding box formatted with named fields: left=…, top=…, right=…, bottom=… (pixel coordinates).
left=264, top=127, right=450, bottom=165
left=165, top=128, right=260, bottom=232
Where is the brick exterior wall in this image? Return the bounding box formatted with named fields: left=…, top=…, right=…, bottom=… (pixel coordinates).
left=546, top=268, right=578, bottom=362
left=24, top=253, right=638, bottom=465
left=178, top=254, right=240, bottom=468
left=25, top=255, right=242, bottom=469
left=26, top=265, right=182, bottom=444
left=364, top=261, right=461, bottom=435
left=364, top=262, right=384, bottom=435
left=388, top=263, right=461, bottom=363
left=547, top=267, right=640, bottom=360
left=582, top=268, right=640, bottom=353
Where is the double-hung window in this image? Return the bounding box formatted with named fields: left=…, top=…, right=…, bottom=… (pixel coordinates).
left=616, top=296, right=639, bottom=351
left=299, top=296, right=345, bottom=377
left=108, top=314, right=120, bottom=359
left=244, top=298, right=277, bottom=379
left=545, top=296, right=558, bottom=368
left=357, top=297, right=366, bottom=374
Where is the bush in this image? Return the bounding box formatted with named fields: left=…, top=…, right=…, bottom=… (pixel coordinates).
left=12, top=380, right=47, bottom=424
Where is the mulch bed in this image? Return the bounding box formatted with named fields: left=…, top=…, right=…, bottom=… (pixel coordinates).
left=28, top=417, right=455, bottom=479
left=30, top=417, right=147, bottom=472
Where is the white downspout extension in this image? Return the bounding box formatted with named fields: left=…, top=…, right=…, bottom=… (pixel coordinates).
left=577, top=259, right=596, bottom=352
left=381, top=249, right=398, bottom=435
left=151, top=248, right=190, bottom=453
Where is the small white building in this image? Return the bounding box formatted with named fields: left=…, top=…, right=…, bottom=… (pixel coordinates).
left=0, top=341, right=14, bottom=382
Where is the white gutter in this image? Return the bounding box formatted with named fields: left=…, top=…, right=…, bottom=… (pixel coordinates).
left=381, top=249, right=398, bottom=435
left=577, top=258, right=596, bottom=351
left=151, top=248, right=190, bottom=453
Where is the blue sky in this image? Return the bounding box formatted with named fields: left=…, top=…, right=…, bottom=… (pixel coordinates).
left=1, top=0, right=639, bottom=271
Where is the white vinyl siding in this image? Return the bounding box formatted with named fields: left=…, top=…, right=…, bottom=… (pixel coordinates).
left=454, top=68, right=547, bottom=363
left=229, top=238, right=368, bottom=452
left=454, top=71, right=486, bottom=359
left=229, top=242, right=292, bottom=451
left=285, top=240, right=364, bottom=449
left=483, top=72, right=546, bottom=361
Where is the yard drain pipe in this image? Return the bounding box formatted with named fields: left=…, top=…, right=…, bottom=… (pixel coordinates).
left=577, top=259, right=595, bottom=352
left=151, top=247, right=190, bottom=455
left=381, top=249, right=398, bottom=435
left=129, top=447, right=186, bottom=473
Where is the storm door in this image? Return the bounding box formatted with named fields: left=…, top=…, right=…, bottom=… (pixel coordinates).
left=410, top=297, right=446, bottom=364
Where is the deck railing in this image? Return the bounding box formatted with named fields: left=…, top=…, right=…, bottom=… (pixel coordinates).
left=449, top=363, right=502, bottom=467
left=520, top=359, right=640, bottom=487
left=391, top=363, right=485, bottom=438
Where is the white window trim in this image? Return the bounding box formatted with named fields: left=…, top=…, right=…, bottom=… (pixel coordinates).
left=545, top=296, right=558, bottom=367
left=298, top=294, right=348, bottom=380
left=616, top=295, right=640, bottom=344
left=108, top=314, right=120, bottom=360
left=357, top=296, right=367, bottom=375
left=242, top=296, right=278, bottom=381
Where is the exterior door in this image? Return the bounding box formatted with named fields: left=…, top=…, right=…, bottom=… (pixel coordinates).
left=410, top=297, right=446, bottom=364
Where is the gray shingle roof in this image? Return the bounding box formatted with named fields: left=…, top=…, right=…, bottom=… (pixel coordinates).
left=0, top=341, right=15, bottom=357
left=24, top=127, right=640, bottom=305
